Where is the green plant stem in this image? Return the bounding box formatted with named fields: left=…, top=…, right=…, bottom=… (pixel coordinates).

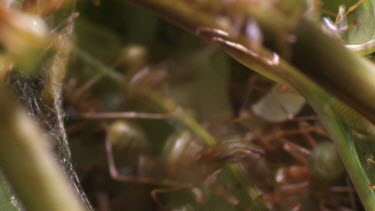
left=291, top=19, right=375, bottom=125
left=146, top=93, right=218, bottom=147
left=0, top=86, right=86, bottom=211
left=75, top=48, right=124, bottom=83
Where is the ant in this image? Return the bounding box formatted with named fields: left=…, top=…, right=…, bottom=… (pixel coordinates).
left=321, top=0, right=375, bottom=53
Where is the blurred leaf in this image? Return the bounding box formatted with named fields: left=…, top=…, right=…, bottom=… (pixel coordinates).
left=252, top=86, right=305, bottom=122
left=0, top=9, right=50, bottom=74
left=0, top=171, right=21, bottom=211
left=344, top=0, right=375, bottom=45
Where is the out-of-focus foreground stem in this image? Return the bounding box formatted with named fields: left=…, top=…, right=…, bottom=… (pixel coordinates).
left=128, top=0, right=375, bottom=127
left=0, top=86, right=85, bottom=211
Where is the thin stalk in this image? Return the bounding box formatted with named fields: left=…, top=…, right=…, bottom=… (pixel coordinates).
left=75, top=48, right=124, bottom=83
left=80, top=111, right=171, bottom=120
left=41, top=33, right=73, bottom=159
left=145, top=94, right=218, bottom=147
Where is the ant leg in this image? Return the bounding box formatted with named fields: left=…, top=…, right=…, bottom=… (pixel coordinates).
left=50, top=12, right=80, bottom=34
left=263, top=124, right=327, bottom=142
left=283, top=124, right=327, bottom=137
left=104, top=133, right=180, bottom=187
left=345, top=0, right=366, bottom=17
left=278, top=181, right=310, bottom=194
left=298, top=121, right=318, bottom=147
left=321, top=8, right=338, bottom=18
left=104, top=127, right=198, bottom=208
left=329, top=179, right=357, bottom=210
left=344, top=175, right=358, bottom=211
left=152, top=170, right=221, bottom=207
left=290, top=204, right=302, bottom=211
left=348, top=191, right=358, bottom=211
left=218, top=143, right=264, bottom=161
left=334, top=0, right=365, bottom=29
left=367, top=154, right=375, bottom=165
left=80, top=111, right=173, bottom=120
left=71, top=72, right=104, bottom=102
left=369, top=183, right=375, bottom=190
left=281, top=138, right=311, bottom=165
left=342, top=0, right=365, bottom=30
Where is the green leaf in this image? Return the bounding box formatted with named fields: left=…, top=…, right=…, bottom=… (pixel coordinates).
left=0, top=171, right=21, bottom=211
left=344, top=0, right=375, bottom=44
left=252, top=85, right=305, bottom=122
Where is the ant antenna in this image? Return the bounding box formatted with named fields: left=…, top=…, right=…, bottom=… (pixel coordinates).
left=50, top=12, right=79, bottom=34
